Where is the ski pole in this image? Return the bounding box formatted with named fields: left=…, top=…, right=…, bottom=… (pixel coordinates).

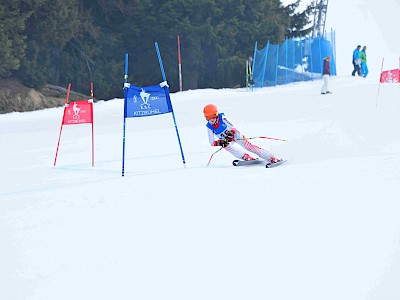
left=237, top=136, right=288, bottom=142
left=207, top=147, right=223, bottom=167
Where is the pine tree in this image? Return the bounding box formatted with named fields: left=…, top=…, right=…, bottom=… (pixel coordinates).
left=282, top=0, right=313, bottom=38
left=18, top=0, right=81, bottom=88
left=0, top=1, right=29, bottom=77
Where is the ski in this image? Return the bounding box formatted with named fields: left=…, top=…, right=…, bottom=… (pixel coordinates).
left=233, top=159, right=287, bottom=168
left=233, top=159, right=265, bottom=166
left=265, top=160, right=287, bottom=168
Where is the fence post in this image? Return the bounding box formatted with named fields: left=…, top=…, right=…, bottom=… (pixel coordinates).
left=300, top=35, right=304, bottom=81
left=252, top=41, right=258, bottom=87
left=261, top=41, right=269, bottom=88
left=292, top=38, right=295, bottom=83
left=332, top=29, right=337, bottom=75
left=309, top=36, right=314, bottom=80
left=275, top=44, right=279, bottom=86
left=318, top=35, right=322, bottom=77
left=285, top=37, right=288, bottom=85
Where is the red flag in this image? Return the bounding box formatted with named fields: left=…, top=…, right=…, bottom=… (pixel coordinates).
left=380, top=69, right=400, bottom=83
left=62, top=100, right=93, bottom=125
left=54, top=83, right=95, bottom=167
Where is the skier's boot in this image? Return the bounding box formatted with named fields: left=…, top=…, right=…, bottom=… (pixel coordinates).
left=242, top=153, right=256, bottom=161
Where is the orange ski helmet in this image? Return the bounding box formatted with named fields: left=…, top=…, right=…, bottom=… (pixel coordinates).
left=203, top=104, right=218, bottom=120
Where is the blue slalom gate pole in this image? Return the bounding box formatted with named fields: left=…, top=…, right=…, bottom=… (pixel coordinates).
left=122, top=53, right=128, bottom=176
left=155, top=42, right=186, bottom=166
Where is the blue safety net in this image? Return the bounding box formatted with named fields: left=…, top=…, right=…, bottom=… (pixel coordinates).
left=252, top=31, right=336, bottom=88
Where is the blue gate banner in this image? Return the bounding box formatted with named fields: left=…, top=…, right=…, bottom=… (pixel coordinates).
left=125, top=83, right=173, bottom=118
left=121, top=50, right=186, bottom=177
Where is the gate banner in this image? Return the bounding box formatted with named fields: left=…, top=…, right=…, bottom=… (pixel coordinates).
left=62, top=100, right=93, bottom=125
left=124, top=83, right=172, bottom=118
left=54, top=83, right=95, bottom=167
left=380, top=69, right=400, bottom=83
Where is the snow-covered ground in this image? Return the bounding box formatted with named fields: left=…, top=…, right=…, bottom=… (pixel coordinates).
left=2, top=0, right=400, bottom=299
left=1, top=74, right=400, bottom=300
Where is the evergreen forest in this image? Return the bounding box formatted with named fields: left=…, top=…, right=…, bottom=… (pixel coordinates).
left=0, top=0, right=313, bottom=100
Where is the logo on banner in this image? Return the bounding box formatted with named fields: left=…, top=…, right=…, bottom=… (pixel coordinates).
left=67, top=102, right=87, bottom=120
left=72, top=102, right=81, bottom=117
left=63, top=100, right=93, bottom=125
left=125, top=84, right=172, bottom=118
left=380, top=69, right=400, bottom=83
left=131, top=88, right=161, bottom=116
left=132, top=88, right=160, bottom=110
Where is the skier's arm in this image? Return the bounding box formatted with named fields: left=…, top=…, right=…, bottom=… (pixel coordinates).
left=221, top=116, right=240, bottom=140
left=207, top=127, right=216, bottom=146
left=222, top=116, right=235, bottom=130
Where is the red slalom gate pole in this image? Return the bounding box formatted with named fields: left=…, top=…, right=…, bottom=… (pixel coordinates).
left=54, top=83, right=71, bottom=167
left=90, top=82, right=94, bottom=167
left=376, top=57, right=385, bottom=109
left=177, top=35, right=183, bottom=92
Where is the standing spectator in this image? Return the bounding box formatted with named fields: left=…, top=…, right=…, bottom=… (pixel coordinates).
left=321, top=56, right=332, bottom=95
left=360, top=46, right=369, bottom=78
left=352, top=45, right=362, bottom=76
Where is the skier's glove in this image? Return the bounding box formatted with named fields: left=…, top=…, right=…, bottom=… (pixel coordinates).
left=214, top=139, right=229, bottom=148
left=225, top=129, right=236, bottom=142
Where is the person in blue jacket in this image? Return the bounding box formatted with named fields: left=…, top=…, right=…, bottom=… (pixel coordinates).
left=352, top=45, right=362, bottom=76
left=203, top=104, right=281, bottom=162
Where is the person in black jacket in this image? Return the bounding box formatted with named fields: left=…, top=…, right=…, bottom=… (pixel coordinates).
left=352, top=45, right=362, bottom=76
left=321, top=56, right=332, bottom=95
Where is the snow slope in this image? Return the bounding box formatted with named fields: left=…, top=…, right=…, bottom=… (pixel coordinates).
left=1, top=0, right=400, bottom=298
left=1, top=75, right=400, bottom=300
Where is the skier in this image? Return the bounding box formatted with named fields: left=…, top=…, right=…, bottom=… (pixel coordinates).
left=203, top=104, right=281, bottom=163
